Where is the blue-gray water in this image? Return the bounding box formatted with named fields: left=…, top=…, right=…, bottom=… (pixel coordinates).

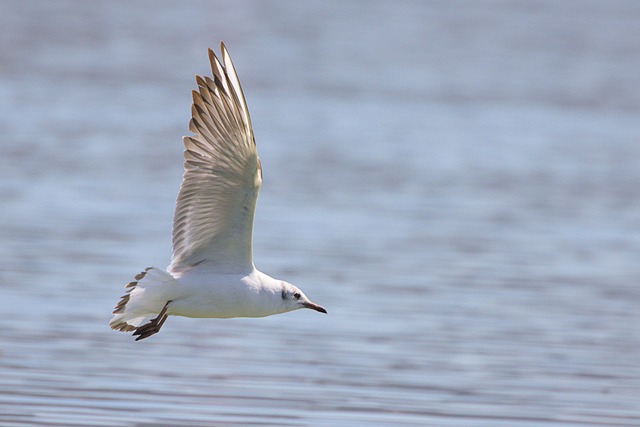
left=1, top=1, right=639, bottom=426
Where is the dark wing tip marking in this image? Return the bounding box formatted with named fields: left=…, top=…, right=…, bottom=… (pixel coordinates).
left=111, top=321, right=137, bottom=332
left=111, top=267, right=152, bottom=315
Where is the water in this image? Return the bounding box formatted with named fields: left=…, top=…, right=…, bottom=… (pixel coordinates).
left=1, top=1, right=639, bottom=425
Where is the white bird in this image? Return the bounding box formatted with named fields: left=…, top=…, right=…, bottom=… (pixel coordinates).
left=110, top=43, right=326, bottom=341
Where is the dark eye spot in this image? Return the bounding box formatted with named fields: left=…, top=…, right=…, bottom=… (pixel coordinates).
left=281, top=289, right=286, bottom=300
left=293, top=292, right=301, bottom=300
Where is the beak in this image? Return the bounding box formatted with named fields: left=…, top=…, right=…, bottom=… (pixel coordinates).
left=302, top=301, right=327, bottom=314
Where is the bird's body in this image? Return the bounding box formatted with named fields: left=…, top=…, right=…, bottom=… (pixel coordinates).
left=110, top=43, right=325, bottom=340
left=170, top=268, right=295, bottom=319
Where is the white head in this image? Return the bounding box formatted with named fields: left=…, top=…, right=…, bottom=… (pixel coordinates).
left=280, top=282, right=327, bottom=314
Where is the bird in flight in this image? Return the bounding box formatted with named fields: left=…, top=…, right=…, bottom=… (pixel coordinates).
left=110, top=43, right=326, bottom=341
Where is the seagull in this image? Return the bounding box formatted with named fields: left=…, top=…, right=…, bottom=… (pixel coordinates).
left=110, top=43, right=326, bottom=341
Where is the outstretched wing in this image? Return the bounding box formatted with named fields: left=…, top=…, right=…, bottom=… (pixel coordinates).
left=168, top=43, right=261, bottom=275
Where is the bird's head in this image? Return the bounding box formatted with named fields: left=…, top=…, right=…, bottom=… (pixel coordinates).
left=280, top=282, right=327, bottom=314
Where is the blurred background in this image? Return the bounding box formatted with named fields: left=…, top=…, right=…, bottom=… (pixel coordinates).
left=1, top=1, right=639, bottom=426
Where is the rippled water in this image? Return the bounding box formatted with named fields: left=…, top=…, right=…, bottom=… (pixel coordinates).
left=1, top=1, right=639, bottom=426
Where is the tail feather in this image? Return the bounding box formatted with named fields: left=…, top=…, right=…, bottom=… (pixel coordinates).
left=109, top=267, right=177, bottom=339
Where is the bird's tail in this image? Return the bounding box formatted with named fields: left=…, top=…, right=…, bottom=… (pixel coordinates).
left=109, top=267, right=177, bottom=340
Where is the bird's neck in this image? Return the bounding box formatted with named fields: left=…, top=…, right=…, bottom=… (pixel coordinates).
left=242, top=269, right=288, bottom=316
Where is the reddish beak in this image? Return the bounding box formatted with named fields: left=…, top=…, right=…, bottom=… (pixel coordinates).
left=302, top=301, right=327, bottom=314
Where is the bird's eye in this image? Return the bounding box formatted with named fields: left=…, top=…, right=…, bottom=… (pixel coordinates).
left=293, top=292, right=301, bottom=300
